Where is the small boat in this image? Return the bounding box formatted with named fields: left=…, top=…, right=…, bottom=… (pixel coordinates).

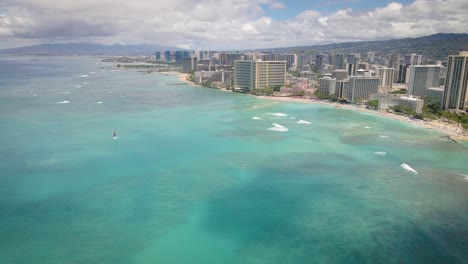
left=112, top=130, right=117, bottom=139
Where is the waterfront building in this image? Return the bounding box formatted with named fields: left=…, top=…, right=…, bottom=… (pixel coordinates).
left=182, top=56, right=198, bottom=73
left=398, top=96, right=424, bottom=113
left=334, top=80, right=350, bottom=98
left=155, top=51, right=161, bottom=60
left=318, top=76, right=336, bottom=95
left=407, top=65, right=441, bottom=97
left=342, top=76, right=380, bottom=102
left=442, top=51, right=468, bottom=111
left=426, top=87, right=444, bottom=105
left=370, top=93, right=400, bottom=110
left=233, top=60, right=286, bottom=92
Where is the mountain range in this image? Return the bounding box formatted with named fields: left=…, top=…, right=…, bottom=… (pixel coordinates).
left=1, top=33, right=467, bottom=60
left=269, top=33, right=468, bottom=61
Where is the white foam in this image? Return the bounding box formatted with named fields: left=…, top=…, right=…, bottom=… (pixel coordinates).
left=97, top=101, right=103, bottom=104
left=83, top=82, right=88, bottom=85
left=89, top=72, right=97, bottom=74
left=364, top=126, right=371, bottom=129
left=267, top=123, right=288, bottom=132
left=457, top=173, right=468, bottom=180
left=252, top=117, right=262, bottom=120
left=401, top=163, right=417, bottom=174
left=75, top=85, right=82, bottom=88
left=56, top=100, right=70, bottom=104
left=112, top=136, right=118, bottom=140
left=32, top=94, right=37, bottom=97
left=269, top=112, right=288, bottom=117
left=291, top=117, right=296, bottom=119
left=80, top=74, right=88, bottom=78
left=374, top=152, right=386, bottom=156
left=379, top=135, right=390, bottom=138
left=297, top=120, right=311, bottom=124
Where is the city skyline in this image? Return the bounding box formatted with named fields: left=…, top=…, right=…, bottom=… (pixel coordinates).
left=0, top=0, right=467, bottom=50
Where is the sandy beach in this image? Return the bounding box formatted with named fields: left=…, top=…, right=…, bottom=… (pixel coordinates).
left=255, top=96, right=468, bottom=141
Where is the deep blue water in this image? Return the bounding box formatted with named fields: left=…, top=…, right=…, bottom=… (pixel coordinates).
left=1, top=55, right=468, bottom=263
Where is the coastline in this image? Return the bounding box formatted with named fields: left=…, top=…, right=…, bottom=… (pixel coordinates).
left=169, top=73, right=468, bottom=141
left=255, top=96, right=468, bottom=141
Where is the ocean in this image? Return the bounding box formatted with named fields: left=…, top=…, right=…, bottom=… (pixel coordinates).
left=1, top=55, right=467, bottom=263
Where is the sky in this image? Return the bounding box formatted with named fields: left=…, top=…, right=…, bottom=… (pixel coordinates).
left=0, top=0, right=467, bottom=50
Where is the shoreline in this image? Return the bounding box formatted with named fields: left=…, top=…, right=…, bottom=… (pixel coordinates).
left=255, top=96, right=468, bottom=141
left=165, top=72, right=468, bottom=141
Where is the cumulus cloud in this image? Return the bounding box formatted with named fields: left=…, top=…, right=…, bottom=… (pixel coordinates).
left=0, top=0, right=467, bottom=49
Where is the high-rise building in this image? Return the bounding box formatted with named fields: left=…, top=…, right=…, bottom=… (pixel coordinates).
left=342, top=76, right=380, bottom=102
left=335, top=53, right=345, bottom=70
left=175, top=51, right=187, bottom=62
left=182, top=56, right=198, bottom=73
left=442, top=51, right=468, bottom=111
left=233, top=60, right=286, bottom=91
left=367, top=52, right=375, bottom=63
left=397, top=64, right=410, bottom=83
left=164, top=51, right=171, bottom=62
left=404, top=53, right=423, bottom=65
left=279, top=54, right=297, bottom=71
left=319, top=76, right=336, bottom=95
left=315, top=54, right=324, bottom=71
left=155, top=51, right=161, bottom=60
left=376, top=67, right=395, bottom=89
left=388, top=53, right=400, bottom=69
left=346, top=53, right=361, bottom=76
left=407, top=65, right=441, bottom=97
left=220, top=53, right=243, bottom=66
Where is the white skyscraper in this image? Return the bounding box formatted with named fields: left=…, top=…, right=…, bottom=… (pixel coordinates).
left=442, top=51, right=468, bottom=111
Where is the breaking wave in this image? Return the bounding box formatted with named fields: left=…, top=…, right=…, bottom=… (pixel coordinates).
left=80, top=74, right=88, bottom=78
left=297, top=120, right=311, bottom=124
left=267, top=123, right=288, bottom=132
left=56, top=100, right=70, bottom=104
left=252, top=117, right=262, bottom=120
left=401, top=163, right=417, bottom=174
left=269, top=113, right=287, bottom=117
left=374, top=152, right=386, bottom=156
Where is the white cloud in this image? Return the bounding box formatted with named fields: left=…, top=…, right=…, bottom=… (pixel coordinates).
left=269, top=2, right=286, bottom=10
left=0, top=0, right=467, bottom=49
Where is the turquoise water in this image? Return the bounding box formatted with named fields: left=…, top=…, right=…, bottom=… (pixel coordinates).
left=1, top=55, right=468, bottom=263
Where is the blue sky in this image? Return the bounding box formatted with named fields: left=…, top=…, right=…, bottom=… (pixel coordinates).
left=0, top=0, right=467, bottom=49
left=263, top=0, right=415, bottom=19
